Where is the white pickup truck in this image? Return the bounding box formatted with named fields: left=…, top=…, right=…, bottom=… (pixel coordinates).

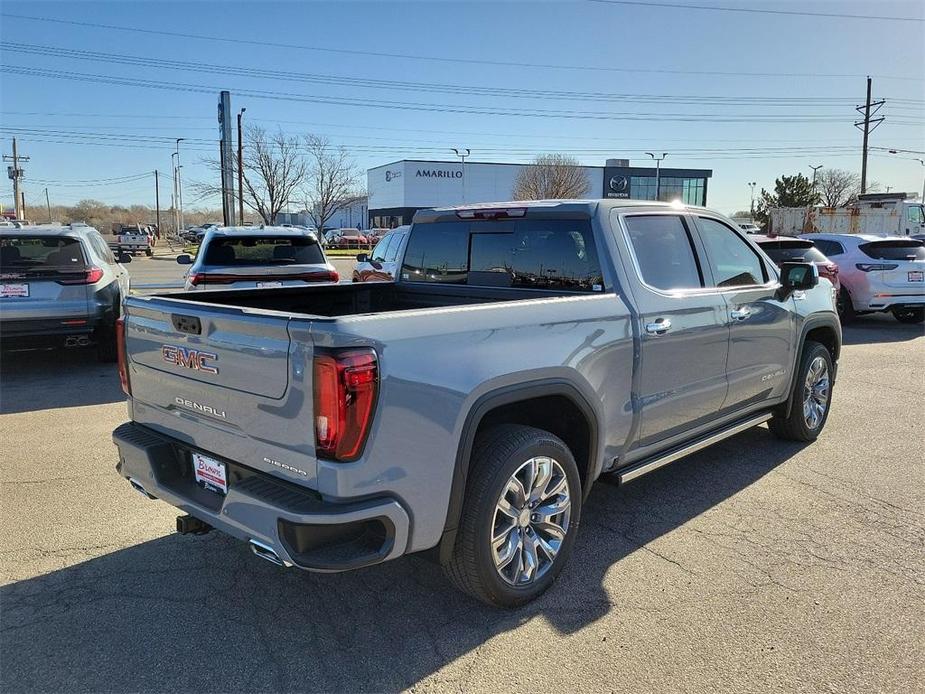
left=109, top=224, right=153, bottom=257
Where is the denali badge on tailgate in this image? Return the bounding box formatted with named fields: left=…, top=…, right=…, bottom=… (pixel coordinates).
left=161, top=344, right=219, bottom=374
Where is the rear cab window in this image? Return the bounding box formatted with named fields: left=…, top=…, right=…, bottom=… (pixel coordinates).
left=203, top=235, right=325, bottom=266
left=858, top=240, right=925, bottom=261
left=400, top=219, right=604, bottom=292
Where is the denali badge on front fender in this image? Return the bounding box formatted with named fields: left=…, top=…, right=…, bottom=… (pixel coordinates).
left=162, top=344, right=219, bottom=374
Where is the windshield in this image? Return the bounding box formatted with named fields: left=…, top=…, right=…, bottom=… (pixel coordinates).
left=859, top=240, right=925, bottom=261
left=0, top=236, right=87, bottom=271
left=202, top=235, right=325, bottom=266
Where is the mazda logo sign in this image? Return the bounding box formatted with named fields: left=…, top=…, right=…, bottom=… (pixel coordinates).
left=609, top=175, right=628, bottom=193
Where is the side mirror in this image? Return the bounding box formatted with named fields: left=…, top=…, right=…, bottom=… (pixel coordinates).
left=118, top=253, right=132, bottom=264
left=356, top=253, right=369, bottom=263
left=778, top=261, right=817, bottom=298
left=177, top=254, right=193, bottom=265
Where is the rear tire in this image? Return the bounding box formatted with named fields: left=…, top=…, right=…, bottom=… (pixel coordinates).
left=443, top=424, right=582, bottom=608
left=892, top=307, right=925, bottom=324
left=769, top=340, right=833, bottom=442
left=836, top=288, right=855, bottom=323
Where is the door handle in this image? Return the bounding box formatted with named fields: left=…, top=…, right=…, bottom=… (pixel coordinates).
left=645, top=318, right=671, bottom=335
left=730, top=307, right=752, bottom=321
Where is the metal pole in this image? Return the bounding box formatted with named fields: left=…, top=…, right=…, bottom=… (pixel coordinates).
left=236, top=115, right=243, bottom=225
left=809, top=164, right=823, bottom=201
left=176, top=138, right=185, bottom=231
left=453, top=148, right=469, bottom=203
left=645, top=152, right=668, bottom=201
left=154, top=170, right=161, bottom=232
left=172, top=153, right=179, bottom=233
left=748, top=181, right=757, bottom=217
left=45, top=187, right=51, bottom=222
left=860, top=77, right=872, bottom=194
left=918, top=159, right=925, bottom=203
left=12, top=138, right=20, bottom=219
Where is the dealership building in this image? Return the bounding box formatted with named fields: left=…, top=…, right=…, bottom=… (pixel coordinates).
left=367, top=158, right=713, bottom=228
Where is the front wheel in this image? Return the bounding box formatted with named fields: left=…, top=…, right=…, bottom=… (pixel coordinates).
left=443, top=424, right=582, bottom=607
left=892, top=307, right=925, bottom=324
left=769, top=340, right=834, bottom=442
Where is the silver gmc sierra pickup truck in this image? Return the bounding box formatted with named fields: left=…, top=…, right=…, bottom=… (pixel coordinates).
left=112, top=200, right=840, bottom=607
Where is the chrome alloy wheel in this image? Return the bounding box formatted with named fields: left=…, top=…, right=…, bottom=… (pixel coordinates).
left=803, top=356, right=830, bottom=430
left=491, top=456, right=572, bottom=586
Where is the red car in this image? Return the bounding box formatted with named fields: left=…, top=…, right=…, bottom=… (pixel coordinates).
left=752, top=235, right=839, bottom=290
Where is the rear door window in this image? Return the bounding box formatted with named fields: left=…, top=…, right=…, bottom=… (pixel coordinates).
left=400, top=219, right=603, bottom=291
left=696, top=217, right=768, bottom=287
left=370, top=235, right=392, bottom=263
left=859, top=240, right=925, bottom=261
left=203, top=236, right=325, bottom=266
left=384, top=234, right=404, bottom=262
left=813, top=239, right=844, bottom=257
left=623, top=214, right=703, bottom=291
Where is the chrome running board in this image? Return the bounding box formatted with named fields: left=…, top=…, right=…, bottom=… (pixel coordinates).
left=616, top=412, right=773, bottom=484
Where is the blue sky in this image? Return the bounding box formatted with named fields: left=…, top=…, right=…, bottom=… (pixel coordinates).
left=1, top=0, right=923, bottom=215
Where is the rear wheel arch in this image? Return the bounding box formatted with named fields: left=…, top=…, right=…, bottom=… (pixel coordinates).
left=438, top=379, right=600, bottom=564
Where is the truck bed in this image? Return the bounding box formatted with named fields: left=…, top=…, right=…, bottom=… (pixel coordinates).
left=154, top=281, right=573, bottom=318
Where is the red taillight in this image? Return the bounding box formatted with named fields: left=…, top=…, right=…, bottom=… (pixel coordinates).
left=456, top=207, right=526, bottom=220
left=56, top=267, right=104, bottom=285
left=313, top=349, right=378, bottom=461
left=190, top=271, right=339, bottom=286
left=304, top=270, right=339, bottom=283
left=116, top=316, right=131, bottom=395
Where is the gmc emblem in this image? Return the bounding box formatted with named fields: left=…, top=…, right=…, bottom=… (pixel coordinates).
left=161, top=345, right=219, bottom=374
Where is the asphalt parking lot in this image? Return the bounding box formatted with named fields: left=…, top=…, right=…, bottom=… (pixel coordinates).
left=1, top=310, right=922, bottom=692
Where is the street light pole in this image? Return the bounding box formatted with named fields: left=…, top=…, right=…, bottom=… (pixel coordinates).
left=886, top=150, right=925, bottom=204
left=748, top=181, right=757, bottom=217
left=809, top=164, right=823, bottom=201
left=453, top=148, right=470, bottom=203
left=171, top=152, right=179, bottom=233
left=645, top=152, right=668, bottom=201
left=45, top=187, right=51, bottom=223
left=175, top=138, right=185, bottom=231
left=237, top=108, right=246, bottom=225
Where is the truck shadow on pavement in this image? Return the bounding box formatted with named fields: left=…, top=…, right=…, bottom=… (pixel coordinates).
left=0, top=425, right=805, bottom=693
left=0, top=348, right=124, bottom=414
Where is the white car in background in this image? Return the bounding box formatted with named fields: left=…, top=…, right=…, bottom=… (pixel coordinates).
left=805, top=233, right=925, bottom=324
left=177, top=227, right=338, bottom=291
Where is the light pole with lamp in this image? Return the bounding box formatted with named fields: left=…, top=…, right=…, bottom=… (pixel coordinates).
left=453, top=148, right=470, bottom=203
left=748, top=181, right=757, bottom=217
left=175, top=138, right=185, bottom=231
left=171, top=151, right=179, bottom=233
left=809, top=164, right=823, bottom=201
left=645, top=152, right=668, bottom=201
left=237, top=108, right=246, bottom=225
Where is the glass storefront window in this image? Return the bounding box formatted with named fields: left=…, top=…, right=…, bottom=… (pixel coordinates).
left=630, top=176, right=705, bottom=205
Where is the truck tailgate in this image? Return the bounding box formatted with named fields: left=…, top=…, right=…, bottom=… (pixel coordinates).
left=123, top=296, right=318, bottom=486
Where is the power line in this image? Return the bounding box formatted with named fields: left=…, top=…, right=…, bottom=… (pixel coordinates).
left=6, top=42, right=915, bottom=108
left=585, top=0, right=925, bottom=23
left=2, top=12, right=922, bottom=81
left=6, top=65, right=910, bottom=123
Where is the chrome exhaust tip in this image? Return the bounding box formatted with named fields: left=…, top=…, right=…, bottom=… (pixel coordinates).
left=249, top=539, right=286, bottom=567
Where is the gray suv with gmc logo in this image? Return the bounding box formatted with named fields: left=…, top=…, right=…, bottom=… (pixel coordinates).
left=112, top=200, right=840, bottom=606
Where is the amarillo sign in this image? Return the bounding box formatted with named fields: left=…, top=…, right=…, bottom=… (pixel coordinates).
left=416, top=169, right=463, bottom=179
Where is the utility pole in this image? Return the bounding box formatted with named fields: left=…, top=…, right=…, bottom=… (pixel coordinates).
left=809, top=164, right=823, bottom=201
left=171, top=152, right=179, bottom=233
left=855, top=76, right=885, bottom=195
left=3, top=137, right=30, bottom=219
left=236, top=109, right=245, bottom=225
left=645, top=152, right=668, bottom=201
left=453, top=148, right=470, bottom=203
left=45, top=187, right=51, bottom=222
left=175, top=138, right=185, bottom=231
left=748, top=181, right=757, bottom=217
left=154, top=170, right=161, bottom=232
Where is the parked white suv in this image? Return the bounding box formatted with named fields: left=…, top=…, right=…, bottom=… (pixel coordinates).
left=805, top=234, right=925, bottom=323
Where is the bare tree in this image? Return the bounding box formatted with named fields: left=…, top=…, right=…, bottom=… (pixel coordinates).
left=192, top=125, right=306, bottom=224
left=512, top=154, right=590, bottom=200
left=301, top=135, right=360, bottom=230
left=816, top=168, right=861, bottom=207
